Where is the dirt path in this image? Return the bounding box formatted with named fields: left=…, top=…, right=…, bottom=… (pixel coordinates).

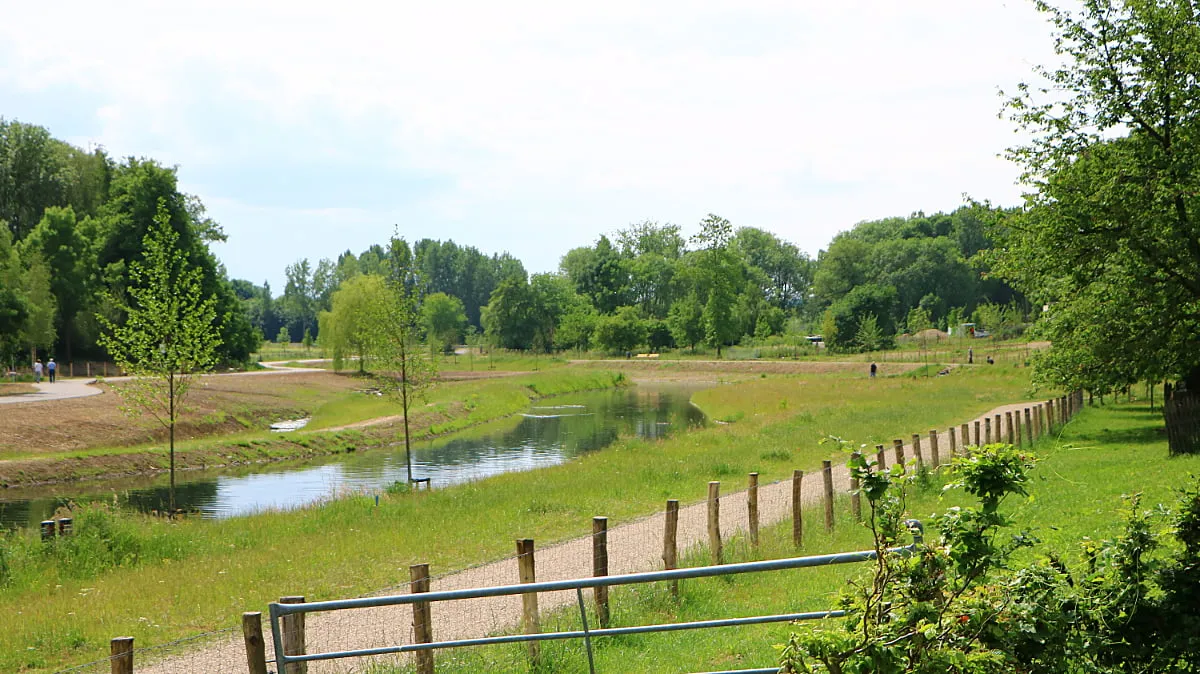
left=134, top=399, right=1044, bottom=674
left=0, top=378, right=103, bottom=405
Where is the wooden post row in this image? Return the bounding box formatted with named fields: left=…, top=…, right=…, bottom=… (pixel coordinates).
left=243, top=612, right=268, bottom=674
left=911, top=433, right=925, bottom=471
left=708, top=481, right=722, bottom=565
left=411, top=564, right=434, bottom=674
left=663, top=499, right=679, bottom=598
left=279, top=595, right=307, bottom=674
left=1006, top=411, right=1014, bottom=445
left=748, top=473, right=760, bottom=550
left=822, top=460, right=835, bottom=533
left=929, top=430, right=940, bottom=467
left=593, top=517, right=610, bottom=628
left=948, top=426, right=957, bottom=458
left=960, top=423, right=969, bottom=452
left=875, top=444, right=887, bottom=470
left=1024, top=407, right=1033, bottom=444
left=892, top=439, right=905, bottom=470
left=516, top=539, right=540, bottom=666
left=974, top=420, right=981, bottom=447
left=848, top=455, right=861, bottom=522
left=1014, top=411, right=1023, bottom=447
left=110, top=636, right=134, bottom=674
left=994, top=414, right=1002, bottom=444
left=792, top=470, right=803, bottom=548
left=984, top=417, right=992, bottom=445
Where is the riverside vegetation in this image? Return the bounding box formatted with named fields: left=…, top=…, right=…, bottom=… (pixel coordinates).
left=1, top=365, right=1037, bottom=672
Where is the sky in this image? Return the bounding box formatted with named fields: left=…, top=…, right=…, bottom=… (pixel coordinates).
left=0, top=1, right=1058, bottom=290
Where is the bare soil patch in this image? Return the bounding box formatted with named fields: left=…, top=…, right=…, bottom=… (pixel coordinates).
left=0, top=383, right=36, bottom=397
left=0, top=371, right=360, bottom=459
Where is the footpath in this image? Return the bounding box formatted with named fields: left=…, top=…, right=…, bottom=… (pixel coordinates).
left=130, top=398, right=1057, bottom=674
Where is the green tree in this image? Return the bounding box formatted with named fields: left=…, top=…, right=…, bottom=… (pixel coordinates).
left=592, top=306, right=647, bottom=354
left=18, top=252, right=56, bottom=362
left=421, top=292, right=468, bottom=354
left=318, top=274, right=389, bottom=372
left=693, top=214, right=741, bottom=357
left=375, top=235, right=437, bottom=483
left=97, top=200, right=221, bottom=514
left=0, top=119, right=69, bottom=241
left=482, top=277, right=534, bottom=349
left=854, top=313, right=883, bottom=353
left=20, top=206, right=90, bottom=361
left=994, top=0, right=1200, bottom=400
left=667, top=293, right=704, bottom=352
left=275, top=326, right=290, bottom=344
left=0, top=226, right=29, bottom=361
left=825, top=284, right=898, bottom=352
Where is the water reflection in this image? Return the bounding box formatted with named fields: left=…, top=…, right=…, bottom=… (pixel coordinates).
left=0, top=384, right=706, bottom=527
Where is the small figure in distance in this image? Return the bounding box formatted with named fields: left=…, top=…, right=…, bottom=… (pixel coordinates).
left=968, top=347, right=974, bottom=364
left=986, top=355, right=995, bottom=365
left=32, top=359, right=43, bottom=383
left=870, top=362, right=877, bottom=378
left=48, top=358, right=56, bottom=383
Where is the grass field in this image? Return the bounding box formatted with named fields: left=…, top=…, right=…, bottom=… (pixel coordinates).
left=0, top=364, right=1042, bottom=672
left=407, top=396, right=1199, bottom=673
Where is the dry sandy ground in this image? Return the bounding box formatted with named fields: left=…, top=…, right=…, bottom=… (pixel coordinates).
left=133, top=398, right=1050, bottom=674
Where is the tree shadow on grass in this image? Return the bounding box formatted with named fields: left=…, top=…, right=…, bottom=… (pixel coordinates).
left=1070, top=424, right=1166, bottom=448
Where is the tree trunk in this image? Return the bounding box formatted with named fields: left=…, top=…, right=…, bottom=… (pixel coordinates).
left=1164, top=370, right=1200, bottom=455
left=169, top=371, right=176, bottom=515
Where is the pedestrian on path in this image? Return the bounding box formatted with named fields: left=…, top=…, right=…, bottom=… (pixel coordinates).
left=32, top=360, right=43, bottom=383
left=870, top=362, right=877, bottom=378
left=48, top=358, right=56, bottom=383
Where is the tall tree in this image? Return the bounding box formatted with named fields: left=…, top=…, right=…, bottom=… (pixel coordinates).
left=421, top=292, right=468, bottom=354
left=20, top=206, right=90, bottom=360
left=0, top=119, right=69, bottom=241
left=318, top=274, right=390, bottom=372
left=0, top=226, right=28, bottom=362
left=97, top=200, right=221, bottom=514
left=693, top=214, right=741, bottom=357
left=994, top=0, right=1200, bottom=402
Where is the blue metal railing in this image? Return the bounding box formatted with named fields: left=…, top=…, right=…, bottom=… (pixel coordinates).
left=268, top=521, right=924, bottom=673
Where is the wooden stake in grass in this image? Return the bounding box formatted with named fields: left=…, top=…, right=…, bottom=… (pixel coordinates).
left=242, top=612, right=268, bottom=674
left=974, top=420, right=982, bottom=447
left=911, top=433, right=925, bottom=471
left=1025, top=407, right=1033, bottom=444
left=994, top=414, right=1002, bottom=443
left=708, top=481, right=723, bottom=565
left=1014, top=411, right=1023, bottom=447
left=110, top=636, right=133, bottom=674
left=516, top=539, right=540, bottom=666
left=875, top=444, right=886, bottom=470
left=948, top=426, right=957, bottom=458
left=792, top=470, right=803, bottom=548
left=822, top=460, right=835, bottom=533
left=929, top=430, right=940, bottom=467
left=279, top=596, right=307, bottom=674
left=893, top=439, right=905, bottom=471
left=748, top=473, right=760, bottom=551
left=592, top=517, right=610, bottom=628
left=1046, top=400, right=1055, bottom=432
left=410, top=564, right=433, bottom=674
left=1034, top=404, right=1043, bottom=438
left=1006, top=411, right=1015, bottom=445
left=984, top=417, right=992, bottom=445
left=849, top=454, right=861, bottom=522
left=663, top=499, right=679, bottom=598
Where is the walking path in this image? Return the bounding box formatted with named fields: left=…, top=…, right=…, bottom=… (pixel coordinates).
left=136, top=398, right=1049, bottom=674
left=0, top=378, right=102, bottom=404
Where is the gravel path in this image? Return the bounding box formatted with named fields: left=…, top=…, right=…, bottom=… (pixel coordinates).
left=127, top=399, right=1045, bottom=673
left=0, top=378, right=102, bottom=404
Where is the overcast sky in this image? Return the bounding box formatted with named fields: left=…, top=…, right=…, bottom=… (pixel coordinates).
left=0, top=1, right=1058, bottom=289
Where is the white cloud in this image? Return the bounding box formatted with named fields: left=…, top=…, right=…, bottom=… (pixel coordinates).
left=0, top=0, right=1059, bottom=285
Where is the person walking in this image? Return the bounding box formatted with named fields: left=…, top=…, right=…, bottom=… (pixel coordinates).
left=32, top=359, right=43, bottom=383
left=870, top=362, right=877, bottom=378
left=47, top=358, right=56, bottom=383
left=968, top=347, right=974, bottom=364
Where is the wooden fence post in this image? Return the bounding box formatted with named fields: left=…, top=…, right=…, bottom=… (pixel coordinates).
left=875, top=444, right=886, bottom=470
left=242, top=612, right=268, bottom=674
left=911, top=433, right=925, bottom=471
left=1014, top=411, right=1023, bottom=447
left=748, top=473, right=760, bottom=551
left=1024, top=407, right=1033, bottom=444
left=279, top=596, right=307, bottom=674
left=708, top=481, right=722, bottom=565
left=516, top=539, right=540, bottom=666
left=663, top=499, right=679, bottom=598
left=960, top=423, right=969, bottom=451
left=994, top=414, right=1002, bottom=443
left=984, top=417, right=992, bottom=445
left=974, top=420, right=981, bottom=447
left=1062, top=396, right=1069, bottom=424
left=1046, top=400, right=1055, bottom=432
left=848, top=454, right=861, bottom=522
left=1006, top=411, right=1015, bottom=445
left=929, top=430, right=940, bottom=467
left=110, top=636, right=133, bottom=674
left=822, top=460, right=835, bottom=533
left=892, top=439, right=905, bottom=470
left=791, top=470, right=804, bottom=547
left=592, top=517, right=610, bottom=628
left=948, top=426, right=957, bottom=458
left=410, top=564, right=434, bottom=674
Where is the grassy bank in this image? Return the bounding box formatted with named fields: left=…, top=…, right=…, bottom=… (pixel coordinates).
left=0, top=369, right=625, bottom=488
left=0, top=365, right=1038, bottom=672
left=413, top=397, right=1200, bottom=673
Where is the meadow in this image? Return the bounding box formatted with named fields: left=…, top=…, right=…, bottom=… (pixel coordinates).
left=0, top=363, right=1039, bottom=672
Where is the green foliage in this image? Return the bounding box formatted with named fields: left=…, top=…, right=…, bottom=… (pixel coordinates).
left=275, top=326, right=290, bottom=344
left=825, top=283, right=898, bottom=352
left=97, top=200, right=221, bottom=511
left=994, top=0, right=1200, bottom=393
left=421, top=291, right=468, bottom=354
left=318, top=274, right=390, bottom=371
left=593, top=305, right=647, bottom=354
left=854, top=313, right=884, bottom=353
left=668, top=293, right=704, bottom=351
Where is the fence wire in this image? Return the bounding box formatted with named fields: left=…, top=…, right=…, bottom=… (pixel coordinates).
left=53, top=395, right=1081, bottom=673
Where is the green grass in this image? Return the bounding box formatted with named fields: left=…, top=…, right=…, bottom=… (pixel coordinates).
left=396, top=398, right=1200, bottom=673
left=0, top=365, right=1038, bottom=672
